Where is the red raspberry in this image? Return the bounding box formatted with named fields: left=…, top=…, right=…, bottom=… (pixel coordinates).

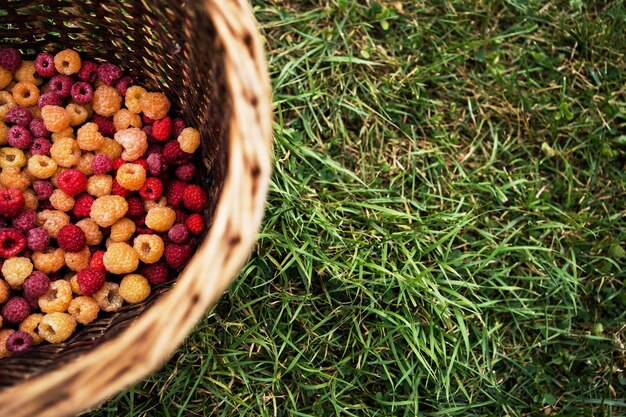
left=167, top=223, right=189, bottom=244
left=166, top=180, right=186, bottom=207
left=111, top=179, right=131, bottom=197
left=140, top=261, right=169, bottom=285
left=0, top=188, right=25, bottom=218
left=37, top=91, right=63, bottom=108
left=134, top=158, right=148, bottom=170
left=164, top=244, right=192, bottom=269
left=172, top=118, right=186, bottom=137
left=77, top=268, right=106, bottom=295
left=139, top=178, right=163, bottom=200
left=91, top=154, right=113, bottom=174
left=115, top=76, right=134, bottom=96
left=77, top=60, right=98, bottom=83
left=30, top=138, right=53, bottom=156
left=29, top=119, right=50, bottom=138
left=73, top=194, right=94, bottom=218
left=32, top=180, right=54, bottom=200
left=35, top=52, right=56, bottom=77
left=0, top=228, right=27, bottom=257
left=8, top=125, right=32, bottom=150
left=136, top=226, right=154, bottom=235
left=6, top=106, right=32, bottom=127
left=152, top=117, right=172, bottom=141
left=57, top=169, right=87, bottom=196
left=126, top=197, right=144, bottom=218
left=97, top=63, right=123, bottom=86
left=175, top=163, right=196, bottom=182
left=57, top=224, right=86, bottom=252
left=163, top=140, right=185, bottom=164
left=142, top=114, right=155, bottom=124
left=182, top=184, right=207, bottom=213
left=48, top=74, right=73, bottom=99
left=92, top=114, right=116, bottom=136
left=0, top=48, right=22, bottom=72
left=113, top=158, right=126, bottom=171
left=89, top=250, right=105, bottom=271
left=185, top=214, right=206, bottom=235
left=23, top=271, right=50, bottom=299
left=12, top=209, right=36, bottom=233
left=2, top=297, right=30, bottom=324
left=142, top=125, right=154, bottom=142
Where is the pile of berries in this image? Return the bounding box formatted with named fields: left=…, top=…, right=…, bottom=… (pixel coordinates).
left=0, top=48, right=208, bottom=357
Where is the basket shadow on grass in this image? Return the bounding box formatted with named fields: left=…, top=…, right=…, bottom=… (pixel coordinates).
left=94, top=1, right=625, bottom=416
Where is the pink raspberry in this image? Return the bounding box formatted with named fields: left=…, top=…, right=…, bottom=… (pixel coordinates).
left=6, top=331, right=33, bottom=353
left=72, top=194, right=94, bottom=218
left=77, top=60, right=98, bottom=83
left=165, top=244, right=192, bottom=269
left=70, top=81, right=94, bottom=104
left=175, top=163, right=196, bottom=182
left=7, top=125, right=32, bottom=150
left=77, top=268, right=106, bottom=295
left=2, top=297, right=30, bottom=324
left=140, top=261, right=169, bottom=285
left=57, top=224, right=86, bottom=252
left=97, top=63, right=123, bottom=85
left=34, top=52, right=56, bottom=77
left=29, top=119, right=50, bottom=138
left=115, top=76, right=134, bottom=95
left=142, top=124, right=154, bottom=142
left=37, top=91, right=62, bottom=108
left=26, top=227, right=49, bottom=251
left=23, top=271, right=50, bottom=299
left=167, top=223, right=189, bottom=244
left=0, top=188, right=25, bottom=218
left=32, top=180, right=54, bottom=200
left=12, top=209, right=36, bottom=233
left=126, top=197, right=144, bottom=218
left=57, top=169, right=87, bottom=196
left=146, top=152, right=167, bottom=176
left=91, top=154, right=113, bottom=174
left=173, top=118, right=186, bottom=137
left=48, top=74, right=73, bottom=99
left=0, top=228, right=26, bottom=257
left=92, top=114, right=115, bottom=136
left=5, top=106, right=32, bottom=127
left=0, top=48, right=22, bottom=72
left=30, top=138, right=52, bottom=156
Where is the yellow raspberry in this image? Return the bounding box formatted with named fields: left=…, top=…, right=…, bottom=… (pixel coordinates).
left=1, top=257, right=33, bottom=289
left=119, top=274, right=151, bottom=304
left=65, top=246, right=91, bottom=271
left=93, top=85, right=122, bottom=117
left=28, top=104, right=41, bottom=119
left=76, top=152, right=94, bottom=176
left=96, top=137, right=123, bottom=160
left=23, top=189, right=39, bottom=211
left=54, top=49, right=81, bottom=75
left=143, top=196, right=166, bottom=212
left=90, top=195, right=128, bottom=227
left=27, top=154, right=58, bottom=179
left=0, top=147, right=27, bottom=168
left=0, top=91, right=16, bottom=120
left=103, top=242, right=139, bottom=274
left=0, top=67, right=11, bottom=89
left=76, top=122, right=104, bottom=151
left=113, top=108, right=142, bottom=131
left=38, top=312, right=76, bottom=343
left=86, top=174, right=112, bottom=197
left=0, top=279, right=9, bottom=304
left=41, top=105, right=71, bottom=133
left=93, top=282, right=124, bottom=312
left=68, top=274, right=81, bottom=295
left=38, top=279, right=72, bottom=313
left=0, top=167, right=30, bottom=190
left=68, top=296, right=100, bottom=324
left=133, top=234, right=164, bottom=264
left=49, top=189, right=75, bottom=212
left=0, top=121, right=8, bottom=145
left=114, top=127, right=148, bottom=162
left=110, top=217, right=136, bottom=243
left=50, top=126, right=75, bottom=143
left=75, top=218, right=103, bottom=246
left=177, top=127, right=201, bottom=154
left=66, top=103, right=89, bottom=126
left=116, top=163, right=146, bottom=191
left=50, top=137, right=80, bottom=167
left=32, top=248, right=66, bottom=274
left=140, top=92, right=170, bottom=120
left=15, top=61, right=43, bottom=86
left=0, top=329, right=15, bottom=358
left=12, top=81, right=39, bottom=107
left=36, top=209, right=70, bottom=238
left=145, top=206, right=176, bottom=232
left=19, top=314, right=44, bottom=345
left=124, top=86, right=146, bottom=114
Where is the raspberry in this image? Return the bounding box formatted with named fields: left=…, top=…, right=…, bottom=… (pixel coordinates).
left=48, top=74, right=73, bottom=99
left=69, top=81, right=93, bottom=104
left=76, top=152, right=94, bottom=176
left=185, top=214, right=205, bottom=235
left=76, top=268, right=105, bottom=295
left=38, top=312, right=76, bottom=343
left=97, top=63, right=123, bottom=86
left=126, top=197, right=144, bottom=218
left=37, top=209, right=70, bottom=238
left=75, top=218, right=102, bottom=246
left=0, top=91, right=16, bottom=120
left=77, top=60, right=98, bottom=83
left=115, top=76, right=134, bottom=96
left=49, top=189, right=74, bottom=212
left=145, top=206, right=176, bottom=232
left=168, top=223, right=189, bottom=244
left=0, top=68, right=10, bottom=90
left=34, top=52, right=56, bottom=77
left=146, top=152, right=167, bottom=176
left=0, top=329, right=15, bottom=358
left=113, top=108, right=141, bottom=131
left=110, top=217, right=135, bottom=242
left=93, top=85, right=122, bottom=117
left=91, top=114, right=115, bottom=136
left=2, top=297, right=30, bottom=324
left=140, top=261, right=168, bottom=285
left=2, top=256, right=33, bottom=287
left=6, top=106, right=32, bottom=127
left=28, top=155, right=58, bottom=179
left=172, top=118, right=186, bottom=137
left=152, top=117, right=172, bottom=141
left=182, top=184, right=207, bottom=213
left=111, top=178, right=131, bottom=197
left=32, top=180, right=54, bottom=200
left=8, top=125, right=32, bottom=149
left=134, top=157, right=148, bottom=170
left=22, top=190, right=38, bottom=211
left=119, top=274, right=151, bottom=304
left=166, top=180, right=186, bottom=207
left=65, top=246, right=90, bottom=271
left=140, top=92, right=170, bottom=120
left=90, top=250, right=105, bottom=270
left=0, top=167, right=30, bottom=191
left=57, top=169, right=87, bottom=195
left=177, top=127, right=201, bottom=154
left=175, top=163, right=196, bottom=182
left=26, top=227, right=49, bottom=251
left=15, top=61, right=43, bottom=85
left=72, top=194, right=94, bottom=217
left=6, top=330, right=32, bottom=353
left=93, top=282, right=123, bottom=312
left=54, top=49, right=81, bottom=75
left=91, top=153, right=113, bottom=174
left=31, top=247, right=65, bottom=273
left=139, top=177, right=163, bottom=200
left=29, top=118, right=50, bottom=138
left=124, top=86, right=146, bottom=114
left=12, top=209, right=36, bottom=233
left=86, top=174, right=112, bottom=197
left=163, top=140, right=185, bottom=164
left=142, top=124, right=154, bottom=142
left=66, top=103, right=89, bottom=127
left=57, top=224, right=86, bottom=252
left=37, top=91, right=62, bottom=109
left=0, top=279, right=8, bottom=303
left=114, top=127, right=148, bottom=161
left=76, top=122, right=105, bottom=151
left=0, top=188, right=25, bottom=218
left=90, top=195, right=128, bottom=227
left=133, top=234, right=164, bottom=264
left=12, top=82, right=40, bottom=107
left=116, top=163, right=146, bottom=191
left=19, top=313, right=43, bottom=345
left=0, top=48, right=22, bottom=72
left=113, top=157, right=125, bottom=171
left=30, top=138, right=52, bottom=156
left=68, top=296, right=99, bottom=324
left=103, top=242, right=138, bottom=274
left=23, top=271, right=50, bottom=299
left=0, top=147, right=26, bottom=169
left=38, top=279, right=72, bottom=313
left=41, top=105, right=71, bottom=133
left=164, top=243, right=192, bottom=269
left=174, top=208, right=188, bottom=224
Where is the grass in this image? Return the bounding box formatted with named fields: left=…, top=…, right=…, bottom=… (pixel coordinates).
left=94, top=1, right=626, bottom=416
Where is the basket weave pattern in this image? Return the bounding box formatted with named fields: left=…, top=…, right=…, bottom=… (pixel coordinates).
left=0, top=1, right=272, bottom=416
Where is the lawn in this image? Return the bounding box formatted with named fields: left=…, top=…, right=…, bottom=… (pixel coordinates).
left=94, top=1, right=626, bottom=416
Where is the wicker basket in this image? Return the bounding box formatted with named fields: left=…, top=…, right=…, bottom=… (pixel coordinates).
left=0, top=1, right=272, bottom=416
